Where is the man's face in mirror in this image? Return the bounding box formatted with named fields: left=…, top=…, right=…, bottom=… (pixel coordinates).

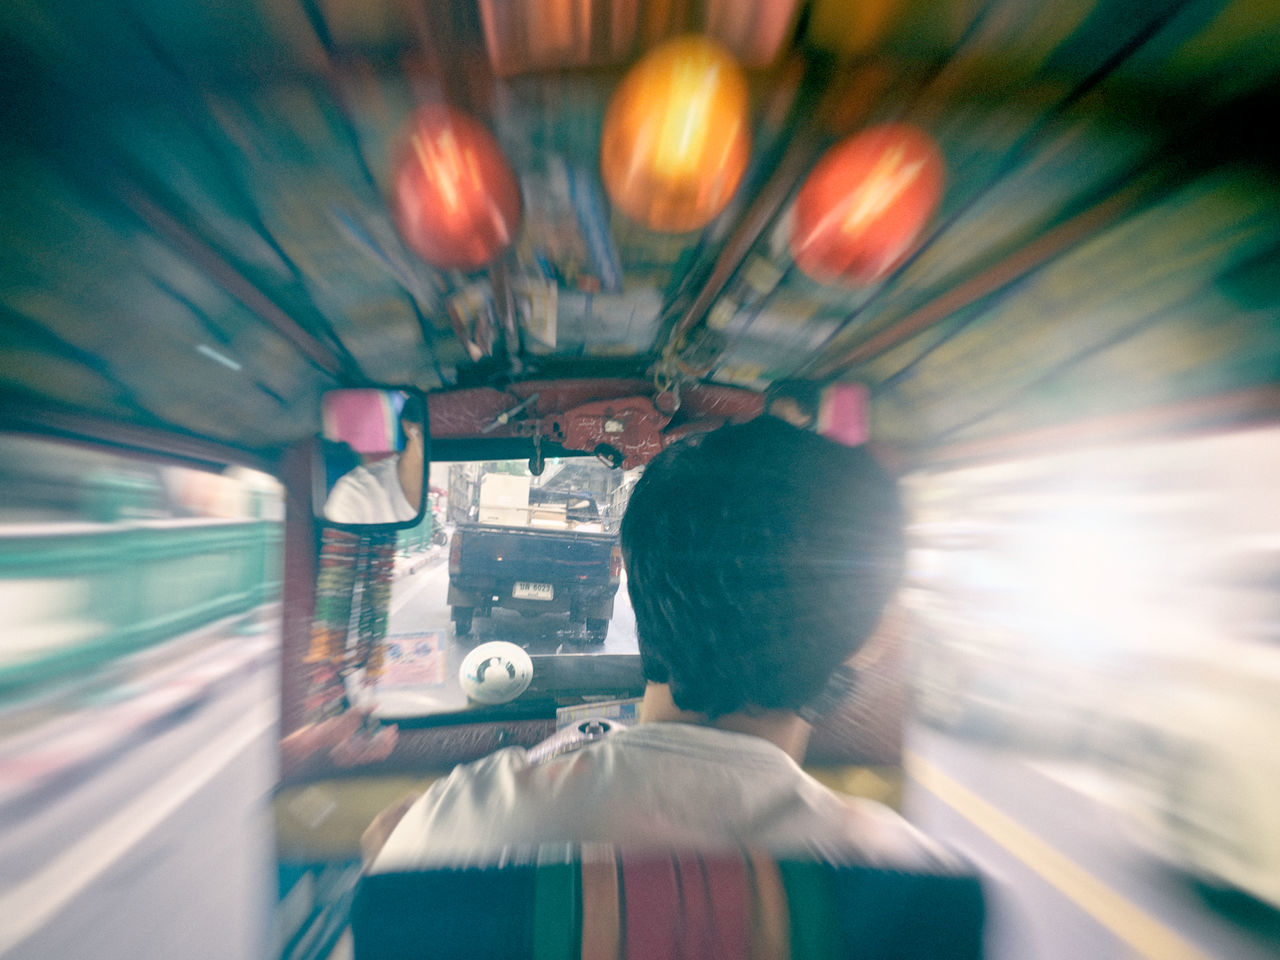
left=395, top=413, right=425, bottom=509
left=320, top=391, right=427, bottom=525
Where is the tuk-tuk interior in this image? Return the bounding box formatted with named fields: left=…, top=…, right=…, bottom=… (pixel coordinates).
left=2, top=0, right=1279, bottom=957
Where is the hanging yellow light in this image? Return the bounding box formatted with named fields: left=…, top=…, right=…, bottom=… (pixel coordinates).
left=601, top=35, right=751, bottom=233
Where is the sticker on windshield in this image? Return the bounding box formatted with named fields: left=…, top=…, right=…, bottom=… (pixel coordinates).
left=379, top=630, right=446, bottom=686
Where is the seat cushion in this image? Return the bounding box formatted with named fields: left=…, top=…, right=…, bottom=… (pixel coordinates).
left=352, top=847, right=984, bottom=959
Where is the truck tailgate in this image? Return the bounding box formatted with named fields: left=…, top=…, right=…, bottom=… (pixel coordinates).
left=455, top=524, right=618, bottom=585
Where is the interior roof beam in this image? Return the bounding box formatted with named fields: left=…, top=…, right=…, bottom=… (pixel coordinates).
left=124, top=189, right=351, bottom=382
left=656, top=57, right=833, bottom=372
left=0, top=394, right=278, bottom=474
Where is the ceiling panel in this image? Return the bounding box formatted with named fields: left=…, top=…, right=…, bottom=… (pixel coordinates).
left=0, top=0, right=1275, bottom=455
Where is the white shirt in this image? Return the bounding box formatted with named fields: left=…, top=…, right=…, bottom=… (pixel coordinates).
left=371, top=722, right=951, bottom=871
left=324, top=456, right=416, bottom=524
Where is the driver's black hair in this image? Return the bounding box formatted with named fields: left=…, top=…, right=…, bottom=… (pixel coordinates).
left=620, top=417, right=904, bottom=718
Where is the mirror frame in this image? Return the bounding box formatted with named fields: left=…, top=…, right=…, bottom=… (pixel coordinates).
left=312, top=387, right=430, bottom=532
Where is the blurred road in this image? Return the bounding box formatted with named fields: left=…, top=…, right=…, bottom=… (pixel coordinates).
left=0, top=617, right=279, bottom=960
left=906, top=725, right=1280, bottom=960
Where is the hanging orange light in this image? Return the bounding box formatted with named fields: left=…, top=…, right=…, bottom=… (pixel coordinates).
left=790, top=123, right=945, bottom=285
left=601, top=35, right=751, bottom=233
left=391, top=104, right=523, bottom=271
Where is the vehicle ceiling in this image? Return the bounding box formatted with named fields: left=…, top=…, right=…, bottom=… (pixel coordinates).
left=1, top=0, right=1277, bottom=461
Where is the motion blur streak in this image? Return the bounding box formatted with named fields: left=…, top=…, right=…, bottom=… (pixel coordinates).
left=908, top=751, right=1212, bottom=960
left=904, top=425, right=1280, bottom=915
left=0, top=436, right=282, bottom=959
left=0, top=705, right=276, bottom=955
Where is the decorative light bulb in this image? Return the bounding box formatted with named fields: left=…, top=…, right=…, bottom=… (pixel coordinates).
left=391, top=104, right=523, bottom=271
left=601, top=35, right=751, bottom=233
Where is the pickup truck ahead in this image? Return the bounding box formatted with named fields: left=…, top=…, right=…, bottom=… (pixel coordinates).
left=447, top=474, right=622, bottom=641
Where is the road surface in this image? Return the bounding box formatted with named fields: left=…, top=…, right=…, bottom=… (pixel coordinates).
left=906, top=724, right=1280, bottom=960
left=0, top=615, right=279, bottom=960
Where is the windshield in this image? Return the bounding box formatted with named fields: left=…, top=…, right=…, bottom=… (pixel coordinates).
left=348, top=456, right=642, bottom=719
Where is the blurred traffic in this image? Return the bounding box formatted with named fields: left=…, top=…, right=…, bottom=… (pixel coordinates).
left=904, top=426, right=1280, bottom=916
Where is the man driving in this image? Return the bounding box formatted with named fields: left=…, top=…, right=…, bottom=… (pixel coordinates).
left=366, top=416, right=947, bottom=868
left=324, top=395, right=426, bottom=525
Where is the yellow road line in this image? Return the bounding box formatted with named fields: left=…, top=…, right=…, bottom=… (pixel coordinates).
left=905, top=750, right=1213, bottom=960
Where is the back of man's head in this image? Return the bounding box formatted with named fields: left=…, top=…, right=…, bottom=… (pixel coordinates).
left=620, top=416, right=904, bottom=718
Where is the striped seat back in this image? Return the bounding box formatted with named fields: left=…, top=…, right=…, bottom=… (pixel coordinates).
left=352, top=846, right=984, bottom=959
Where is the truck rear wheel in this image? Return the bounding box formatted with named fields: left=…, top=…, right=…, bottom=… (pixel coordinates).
left=452, top=607, right=474, bottom=636
left=585, top=618, right=609, bottom=643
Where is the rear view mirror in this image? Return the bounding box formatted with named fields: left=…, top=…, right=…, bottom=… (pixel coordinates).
left=314, top=389, right=429, bottom=529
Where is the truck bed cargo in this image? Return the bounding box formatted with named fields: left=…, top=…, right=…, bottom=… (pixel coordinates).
left=447, top=477, right=622, bottom=641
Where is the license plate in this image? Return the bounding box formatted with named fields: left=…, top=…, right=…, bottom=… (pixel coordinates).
left=513, top=581, right=554, bottom=601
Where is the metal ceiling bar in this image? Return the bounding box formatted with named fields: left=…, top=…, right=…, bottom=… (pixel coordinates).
left=16, top=27, right=361, bottom=391
left=809, top=171, right=1157, bottom=379
left=309, top=70, right=458, bottom=381
left=0, top=305, right=153, bottom=419
left=925, top=219, right=1265, bottom=444
left=799, top=0, right=1198, bottom=381
left=131, top=15, right=366, bottom=371
left=143, top=273, right=291, bottom=407
left=663, top=126, right=822, bottom=353
left=808, top=67, right=1273, bottom=383
left=123, top=189, right=349, bottom=381
left=658, top=57, right=832, bottom=359
left=0, top=394, right=278, bottom=474
left=123, top=13, right=372, bottom=385
left=294, top=0, right=461, bottom=384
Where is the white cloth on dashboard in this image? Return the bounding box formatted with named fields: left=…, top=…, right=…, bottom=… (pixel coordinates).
left=324, top=456, right=416, bottom=524
left=370, top=721, right=952, bottom=871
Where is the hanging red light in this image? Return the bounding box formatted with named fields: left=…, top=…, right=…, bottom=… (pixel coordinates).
left=391, top=104, right=523, bottom=271
left=601, top=35, right=751, bottom=233
left=790, top=123, right=945, bottom=285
